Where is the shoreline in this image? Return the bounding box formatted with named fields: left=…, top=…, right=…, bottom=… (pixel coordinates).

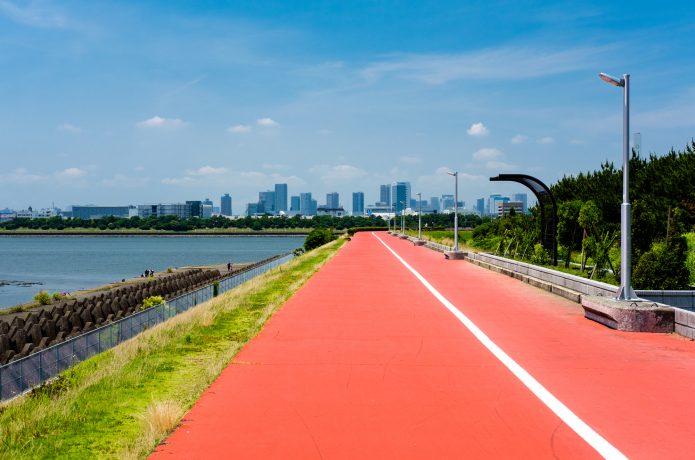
left=0, top=230, right=311, bottom=236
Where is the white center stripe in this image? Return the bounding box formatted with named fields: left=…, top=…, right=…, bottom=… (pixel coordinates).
left=373, top=233, right=627, bottom=460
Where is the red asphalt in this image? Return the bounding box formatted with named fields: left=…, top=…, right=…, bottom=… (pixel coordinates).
left=151, top=232, right=695, bottom=459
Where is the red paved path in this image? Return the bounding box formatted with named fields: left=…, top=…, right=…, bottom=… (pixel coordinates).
left=151, top=232, right=695, bottom=459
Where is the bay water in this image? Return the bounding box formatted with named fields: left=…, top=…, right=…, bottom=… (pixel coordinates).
left=0, top=235, right=305, bottom=308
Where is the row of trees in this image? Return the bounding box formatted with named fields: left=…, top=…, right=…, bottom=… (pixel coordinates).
left=474, top=141, right=695, bottom=289
left=0, top=209, right=486, bottom=233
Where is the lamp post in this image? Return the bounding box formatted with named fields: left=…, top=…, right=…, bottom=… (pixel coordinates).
left=447, top=171, right=459, bottom=252
left=417, top=192, right=422, bottom=240
left=599, top=72, right=637, bottom=301
left=400, top=201, right=405, bottom=234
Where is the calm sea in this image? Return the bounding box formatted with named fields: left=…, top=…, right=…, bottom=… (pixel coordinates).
left=0, top=235, right=305, bottom=308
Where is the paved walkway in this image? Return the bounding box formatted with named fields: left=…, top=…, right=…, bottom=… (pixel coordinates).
left=151, top=232, right=695, bottom=459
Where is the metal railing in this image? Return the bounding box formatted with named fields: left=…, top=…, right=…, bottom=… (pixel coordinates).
left=0, top=253, right=294, bottom=401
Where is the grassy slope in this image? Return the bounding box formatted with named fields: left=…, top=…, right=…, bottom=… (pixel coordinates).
left=0, top=238, right=345, bottom=459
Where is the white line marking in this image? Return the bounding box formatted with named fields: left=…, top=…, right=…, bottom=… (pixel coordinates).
left=372, top=233, right=627, bottom=460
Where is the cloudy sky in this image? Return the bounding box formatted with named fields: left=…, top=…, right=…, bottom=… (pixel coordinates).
left=1, top=0, right=695, bottom=213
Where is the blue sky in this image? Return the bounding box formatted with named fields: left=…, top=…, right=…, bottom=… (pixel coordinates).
left=1, top=0, right=695, bottom=213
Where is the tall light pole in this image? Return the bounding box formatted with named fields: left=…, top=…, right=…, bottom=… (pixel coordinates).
left=417, top=192, right=422, bottom=240
left=400, top=201, right=405, bottom=234
left=447, top=171, right=459, bottom=252
left=599, top=72, right=637, bottom=301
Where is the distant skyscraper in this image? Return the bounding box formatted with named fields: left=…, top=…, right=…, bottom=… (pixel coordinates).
left=430, top=197, right=440, bottom=212
left=274, top=183, right=288, bottom=213
left=352, top=192, right=364, bottom=216
left=202, top=198, right=213, bottom=206
left=441, top=194, right=454, bottom=211
left=326, top=192, right=340, bottom=208
left=476, top=198, right=485, bottom=216
left=488, top=194, right=502, bottom=215
left=380, top=184, right=391, bottom=208
left=300, top=192, right=317, bottom=216
left=259, top=191, right=275, bottom=214
left=290, top=196, right=300, bottom=213
left=391, top=181, right=411, bottom=214
left=221, top=194, right=232, bottom=216
left=512, top=193, right=528, bottom=214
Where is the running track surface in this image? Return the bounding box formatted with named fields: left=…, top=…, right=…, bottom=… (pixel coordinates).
left=151, top=232, right=695, bottom=459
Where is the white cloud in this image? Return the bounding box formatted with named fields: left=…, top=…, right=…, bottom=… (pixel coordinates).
left=399, top=155, right=421, bottom=164
left=485, top=160, right=517, bottom=171
left=256, top=117, right=278, bottom=127
left=262, top=163, right=289, bottom=170
left=137, top=116, right=185, bottom=129
left=360, top=45, right=612, bottom=85
left=188, top=166, right=228, bottom=176
left=56, top=167, right=87, bottom=178
left=0, top=0, right=67, bottom=28
left=134, top=166, right=145, bottom=172
left=228, top=124, right=251, bottom=133
left=511, top=134, right=528, bottom=144
left=310, top=164, right=367, bottom=183
left=417, top=167, right=485, bottom=185
left=0, top=168, right=42, bottom=184
left=57, top=123, right=81, bottom=134
left=467, top=122, right=489, bottom=137
left=102, top=174, right=150, bottom=188
left=161, top=177, right=195, bottom=185
left=538, top=136, right=555, bottom=144
left=472, top=148, right=503, bottom=161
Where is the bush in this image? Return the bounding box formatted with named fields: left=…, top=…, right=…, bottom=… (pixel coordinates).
left=304, top=228, right=335, bottom=251
left=141, top=295, right=165, bottom=310
left=633, top=236, right=691, bottom=289
left=347, top=226, right=387, bottom=236
left=52, top=292, right=64, bottom=301
left=34, top=290, right=52, bottom=305
left=167, top=267, right=174, bottom=273
left=531, top=243, right=550, bottom=265
left=213, top=281, right=219, bottom=297
left=292, top=247, right=305, bottom=257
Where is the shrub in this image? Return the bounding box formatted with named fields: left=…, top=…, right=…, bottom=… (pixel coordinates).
left=304, top=228, right=335, bottom=251
left=633, top=236, right=691, bottom=289
left=141, top=295, right=165, bottom=310
left=167, top=267, right=174, bottom=273
left=531, top=243, right=550, bottom=265
left=292, top=247, right=305, bottom=257
left=213, top=281, right=219, bottom=297
left=52, top=292, right=64, bottom=301
left=34, top=290, right=52, bottom=305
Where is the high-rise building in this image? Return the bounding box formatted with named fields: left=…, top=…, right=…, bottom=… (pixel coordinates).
left=488, top=194, right=502, bottom=215
left=352, top=192, right=364, bottom=216
left=290, top=196, right=301, bottom=213
left=138, top=202, right=202, bottom=219
left=326, top=192, right=339, bottom=208
left=491, top=195, right=509, bottom=217
left=186, top=201, right=202, bottom=218
left=274, top=183, right=288, bottom=213
left=221, top=193, right=232, bottom=216
left=476, top=198, right=485, bottom=216
left=391, top=181, right=411, bottom=214
left=202, top=198, right=213, bottom=206
left=380, top=184, right=391, bottom=208
left=246, top=203, right=258, bottom=216
left=441, top=194, right=454, bottom=211
left=430, top=197, right=440, bottom=212
left=512, top=193, right=528, bottom=214
left=300, top=193, right=317, bottom=216
left=258, top=191, right=275, bottom=214
left=201, top=204, right=213, bottom=218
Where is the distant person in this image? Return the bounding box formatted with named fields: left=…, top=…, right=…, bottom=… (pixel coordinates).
left=227, top=262, right=232, bottom=271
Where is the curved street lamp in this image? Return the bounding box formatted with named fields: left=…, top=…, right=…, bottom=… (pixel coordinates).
left=599, top=72, right=637, bottom=301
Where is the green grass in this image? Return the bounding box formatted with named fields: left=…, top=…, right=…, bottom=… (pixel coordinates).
left=0, top=238, right=345, bottom=459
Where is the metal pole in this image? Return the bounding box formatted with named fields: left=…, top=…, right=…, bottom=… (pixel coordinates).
left=453, top=172, right=459, bottom=251
left=417, top=192, right=422, bottom=240
left=617, top=74, right=636, bottom=300
left=401, top=202, right=405, bottom=234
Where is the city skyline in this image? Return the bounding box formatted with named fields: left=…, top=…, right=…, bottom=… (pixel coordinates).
left=2, top=2, right=695, bottom=209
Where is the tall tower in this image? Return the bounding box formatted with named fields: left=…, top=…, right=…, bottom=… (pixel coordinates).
left=221, top=194, right=232, bottom=216
left=352, top=192, right=364, bottom=216
left=275, top=183, right=288, bottom=213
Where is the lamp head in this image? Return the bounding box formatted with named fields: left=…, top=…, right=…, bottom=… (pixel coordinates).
left=446, top=171, right=457, bottom=177
left=599, top=72, right=624, bottom=87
